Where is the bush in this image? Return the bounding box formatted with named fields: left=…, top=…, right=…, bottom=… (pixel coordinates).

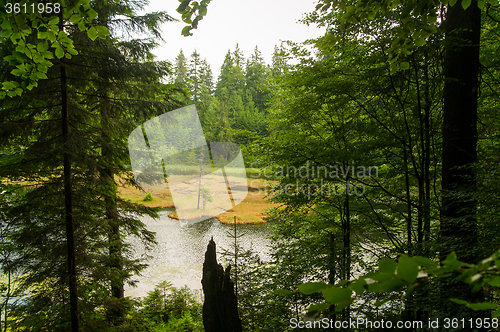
left=139, top=283, right=203, bottom=331
left=143, top=192, right=154, bottom=201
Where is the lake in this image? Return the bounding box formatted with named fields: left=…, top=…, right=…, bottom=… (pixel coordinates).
left=125, top=209, right=273, bottom=299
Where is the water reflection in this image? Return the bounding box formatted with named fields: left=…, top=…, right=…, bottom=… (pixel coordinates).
left=125, top=210, right=272, bottom=298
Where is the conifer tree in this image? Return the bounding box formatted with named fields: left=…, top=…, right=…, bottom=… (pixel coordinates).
left=245, top=46, right=269, bottom=112
left=200, top=59, right=214, bottom=94
left=188, top=50, right=202, bottom=104
left=174, top=49, right=189, bottom=88
left=0, top=0, right=176, bottom=330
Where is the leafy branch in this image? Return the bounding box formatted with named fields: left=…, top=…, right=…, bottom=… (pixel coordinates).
left=176, top=0, right=211, bottom=36
left=277, top=250, right=500, bottom=317
left=0, top=0, right=110, bottom=98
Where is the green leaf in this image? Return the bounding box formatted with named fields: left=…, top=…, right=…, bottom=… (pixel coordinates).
left=78, top=20, right=86, bottom=32
left=468, top=302, right=498, bottom=311
left=442, top=252, right=461, bottom=270
left=493, top=307, right=500, bottom=318
left=422, top=25, right=437, bottom=34
left=449, top=0, right=458, bottom=5
left=199, top=5, right=207, bottom=16
left=1, top=20, right=11, bottom=30
left=274, top=289, right=293, bottom=296
left=37, top=41, right=49, bottom=52
left=298, top=282, right=328, bottom=295
left=397, top=255, right=419, bottom=283
left=347, top=6, right=356, bottom=14
left=87, top=27, right=98, bottom=41
left=379, top=259, right=397, bottom=274
left=0, top=29, right=12, bottom=38
left=49, top=17, right=59, bottom=26
left=37, top=64, right=48, bottom=73
left=55, top=47, right=64, bottom=59
left=400, top=62, right=410, bottom=70
left=87, top=8, right=98, bottom=21
left=2, top=81, right=19, bottom=90
left=38, top=31, right=49, bottom=39
left=11, top=68, right=27, bottom=76
left=321, top=287, right=352, bottom=304
left=3, top=55, right=16, bottom=63
left=415, top=37, right=426, bottom=47
left=487, top=276, right=500, bottom=287
left=96, top=26, right=110, bottom=38
left=177, top=0, right=190, bottom=13
left=13, top=51, right=28, bottom=62
left=412, top=256, right=437, bottom=268
left=461, top=0, right=472, bottom=9
left=350, top=279, right=366, bottom=295
left=70, top=14, right=82, bottom=24
left=48, top=32, right=57, bottom=42
left=67, top=47, right=78, bottom=56
left=451, top=298, right=469, bottom=305
left=308, top=302, right=331, bottom=312
left=379, top=277, right=407, bottom=292
left=181, top=26, right=192, bottom=36
left=365, top=271, right=393, bottom=282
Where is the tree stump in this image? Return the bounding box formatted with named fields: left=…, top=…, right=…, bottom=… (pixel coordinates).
left=201, top=237, right=242, bottom=332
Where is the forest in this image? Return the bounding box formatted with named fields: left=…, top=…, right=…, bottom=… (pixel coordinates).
left=1, top=0, right=500, bottom=331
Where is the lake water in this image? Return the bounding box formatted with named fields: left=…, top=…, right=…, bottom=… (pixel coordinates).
left=125, top=210, right=273, bottom=299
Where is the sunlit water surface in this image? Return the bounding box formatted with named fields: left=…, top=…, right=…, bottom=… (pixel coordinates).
left=125, top=210, right=272, bottom=299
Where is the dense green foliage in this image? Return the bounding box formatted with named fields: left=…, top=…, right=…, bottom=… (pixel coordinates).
left=0, top=0, right=181, bottom=330
left=170, top=45, right=271, bottom=165
left=2, top=0, right=500, bottom=331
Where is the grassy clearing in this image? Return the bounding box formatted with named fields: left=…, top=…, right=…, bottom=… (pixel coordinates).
left=117, top=178, right=278, bottom=224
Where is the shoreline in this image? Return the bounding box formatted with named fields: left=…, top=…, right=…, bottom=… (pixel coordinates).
left=117, top=180, right=277, bottom=225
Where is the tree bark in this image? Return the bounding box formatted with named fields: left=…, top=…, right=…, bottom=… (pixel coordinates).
left=201, top=238, right=242, bottom=332
left=440, top=0, right=484, bottom=318
left=60, top=17, right=80, bottom=332
left=441, top=0, right=480, bottom=264
left=62, top=52, right=79, bottom=332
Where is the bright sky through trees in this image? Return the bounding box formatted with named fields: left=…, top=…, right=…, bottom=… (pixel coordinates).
left=142, top=0, right=326, bottom=73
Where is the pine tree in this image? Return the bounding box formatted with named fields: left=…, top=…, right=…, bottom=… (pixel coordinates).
left=245, top=46, right=269, bottom=112
left=0, top=0, right=175, bottom=330
left=188, top=50, right=202, bottom=104
left=174, top=49, right=189, bottom=88
left=271, top=43, right=289, bottom=77
left=200, top=59, right=214, bottom=94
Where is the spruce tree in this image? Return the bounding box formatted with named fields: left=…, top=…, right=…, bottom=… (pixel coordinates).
left=0, top=0, right=176, bottom=330
left=188, top=50, right=202, bottom=104
left=174, top=49, right=189, bottom=88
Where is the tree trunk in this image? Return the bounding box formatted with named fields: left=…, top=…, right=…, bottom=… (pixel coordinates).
left=201, top=238, right=242, bottom=332
left=101, top=91, right=125, bottom=324
left=440, top=0, right=483, bottom=317
left=60, top=11, right=79, bottom=331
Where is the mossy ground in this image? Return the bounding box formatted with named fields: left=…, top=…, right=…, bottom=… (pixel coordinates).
left=117, top=178, right=278, bottom=224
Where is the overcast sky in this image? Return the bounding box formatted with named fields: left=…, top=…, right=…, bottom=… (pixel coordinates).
left=141, top=0, right=325, bottom=75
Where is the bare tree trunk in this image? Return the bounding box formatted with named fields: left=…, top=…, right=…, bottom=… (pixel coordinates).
left=201, top=238, right=242, bottom=332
